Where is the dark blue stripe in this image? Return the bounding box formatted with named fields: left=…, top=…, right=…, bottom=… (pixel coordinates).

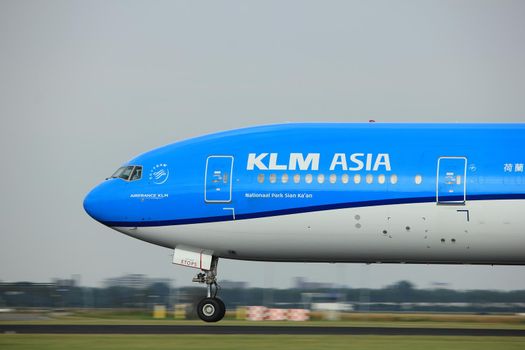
left=101, top=193, right=525, bottom=227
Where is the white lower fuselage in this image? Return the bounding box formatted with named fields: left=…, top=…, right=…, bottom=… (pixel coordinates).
left=115, top=200, right=525, bottom=265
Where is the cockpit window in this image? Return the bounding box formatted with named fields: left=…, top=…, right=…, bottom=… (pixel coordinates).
left=110, top=167, right=128, bottom=179
left=130, top=166, right=142, bottom=181
left=109, top=166, right=142, bottom=181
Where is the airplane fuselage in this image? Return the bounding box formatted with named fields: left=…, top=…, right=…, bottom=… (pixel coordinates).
left=84, top=123, right=525, bottom=265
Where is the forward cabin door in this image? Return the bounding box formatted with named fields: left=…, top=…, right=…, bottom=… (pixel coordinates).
left=205, top=156, right=234, bottom=202
left=436, top=157, right=467, bottom=204
left=204, top=155, right=235, bottom=220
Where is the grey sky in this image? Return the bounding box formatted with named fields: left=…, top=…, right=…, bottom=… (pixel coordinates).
left=0, top=0, right=524, bottom=290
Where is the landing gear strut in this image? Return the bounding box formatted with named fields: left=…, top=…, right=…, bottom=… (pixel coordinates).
left=192, top=256, right=225, bottom=322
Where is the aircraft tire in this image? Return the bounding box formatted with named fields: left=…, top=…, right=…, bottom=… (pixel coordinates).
left=197, top=297, right=225, bottom=322
left=215, top=297, right=226, bottom=320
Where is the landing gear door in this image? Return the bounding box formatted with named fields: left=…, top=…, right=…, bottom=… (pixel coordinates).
left=437, top=157, right=467, bottom=204
left=205, top=156, right=234, bottom=203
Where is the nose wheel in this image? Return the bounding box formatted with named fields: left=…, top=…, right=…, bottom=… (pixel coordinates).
left=197, top=297, right=226, bottom=322
left=192, top=256, right=225, bottom=322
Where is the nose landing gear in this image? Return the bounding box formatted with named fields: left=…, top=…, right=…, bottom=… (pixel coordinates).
left=192, top=256, right=225, bottom=322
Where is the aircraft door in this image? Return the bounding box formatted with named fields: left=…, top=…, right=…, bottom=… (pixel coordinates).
left=205, top=156, right=234, bottom=203
left=437, top=157, right=467, bottom=204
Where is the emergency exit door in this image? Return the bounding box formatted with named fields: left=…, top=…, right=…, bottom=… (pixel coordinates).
left=437, top=157, right=467, bottom=204
left=205, top=156, right=234, bottom=203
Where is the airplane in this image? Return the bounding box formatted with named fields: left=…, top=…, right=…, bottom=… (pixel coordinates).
left=83, top=123, right=525, bottom=322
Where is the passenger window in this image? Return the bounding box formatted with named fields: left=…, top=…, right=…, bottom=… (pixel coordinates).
left=329, top=174, right=337, bottom=184
left=390, top=174, right=398, bottom=184
left=317, top=174, right=325, bottom=184
left=269, top=174, right=277, bottom=183
left=366, top=174, right=373, bottom=184
left=341, top=174, right=349, bottom=184
left=293, top=174, right=300, bottom=183
left=305, top=174, right=313, bottom=184
left=282, top=174, right=289, bottom=184
left=354, top=174, right=361, bottom=184
left=415, top=174, right=423, bottom=185
left=378, top=174, right=385, bottom=184
left=257, top=174, right=265, bottom=183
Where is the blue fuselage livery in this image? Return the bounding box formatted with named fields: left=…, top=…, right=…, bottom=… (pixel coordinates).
left=85, top=123, right=524, bottom=229
left=84, top=123, right=525, bottom=322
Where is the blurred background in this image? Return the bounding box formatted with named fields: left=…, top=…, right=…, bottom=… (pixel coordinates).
left=2, top=275, right=525, bottom=321
left=1, top=0, right=525, bottom=320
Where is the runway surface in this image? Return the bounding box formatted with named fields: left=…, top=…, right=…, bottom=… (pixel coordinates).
left=1, top=325, right=525, bottom=336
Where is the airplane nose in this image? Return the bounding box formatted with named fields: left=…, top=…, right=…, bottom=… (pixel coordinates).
left=84, top=180, right=129, bottom=225
left=83, top=185, right=104, bottom=222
